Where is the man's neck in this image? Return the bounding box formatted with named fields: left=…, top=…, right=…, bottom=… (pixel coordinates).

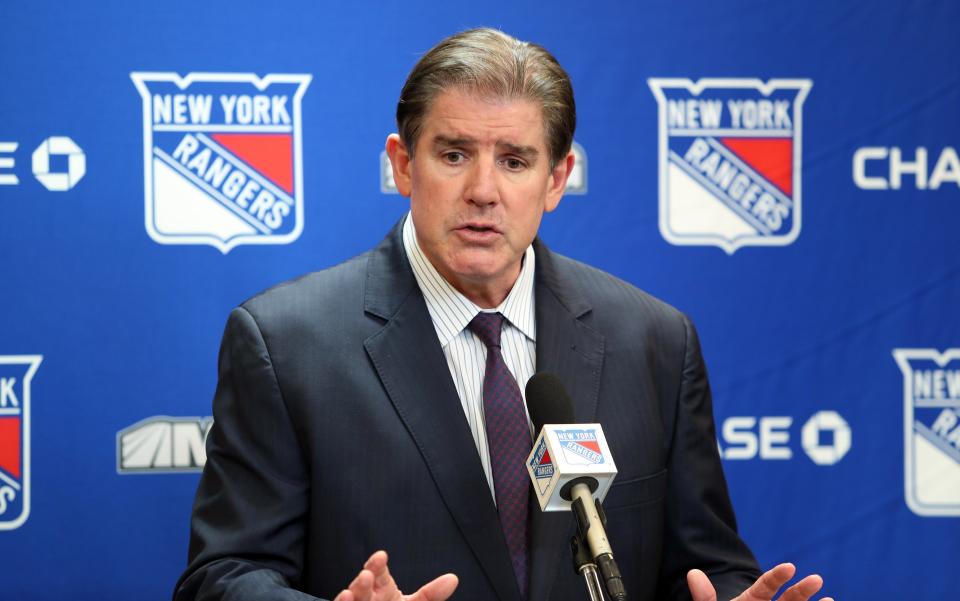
left=434, top=263, right=521, bottom=309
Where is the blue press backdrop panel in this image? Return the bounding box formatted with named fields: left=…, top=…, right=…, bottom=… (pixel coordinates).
left=1, top=1, right=958, bottom=598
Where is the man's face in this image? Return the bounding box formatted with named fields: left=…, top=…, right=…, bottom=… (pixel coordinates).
left=387, top=88, right=573, bottom=307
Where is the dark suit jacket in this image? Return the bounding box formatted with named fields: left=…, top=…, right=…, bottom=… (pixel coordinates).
left=174, top=222, right=760, bottom=601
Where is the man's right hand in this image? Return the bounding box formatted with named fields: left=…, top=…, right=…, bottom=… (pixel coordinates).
left=333, top=551, right=459, bottom=601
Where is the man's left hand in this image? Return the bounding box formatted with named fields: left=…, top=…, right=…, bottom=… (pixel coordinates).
left=687, top=563, right=833, bottom=601
left=332, top=550, right=458, bottom=601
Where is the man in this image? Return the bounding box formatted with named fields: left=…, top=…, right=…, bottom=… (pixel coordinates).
left=175, top=29, right=830, bottom=601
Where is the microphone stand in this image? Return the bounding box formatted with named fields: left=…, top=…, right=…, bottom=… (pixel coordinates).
left=571, top=533, right=606, bottom=601
left=570, top=490, right=627, bottom=600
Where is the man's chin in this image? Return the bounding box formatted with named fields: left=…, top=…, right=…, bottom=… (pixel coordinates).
left=449, top=263, right=523, bottom=300
left=447, top=255, right=513, bottom=284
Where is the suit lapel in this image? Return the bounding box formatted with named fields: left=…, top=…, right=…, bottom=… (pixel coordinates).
left=362, top=224, right=522, bottom=601
left=528, top=240, right=606, bottom=601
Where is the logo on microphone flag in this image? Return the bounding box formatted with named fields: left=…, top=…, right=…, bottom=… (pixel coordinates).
left=556, top=428, right=605, bottom=465
left=0, top=355, right=42, bottom=531
left=529, top=436, right=555, bottom=496
left=893, top=349, right=960, bottom=516
left=648, top=78, right=812, bottom=254
left=131, top=72, right=312, bottom=253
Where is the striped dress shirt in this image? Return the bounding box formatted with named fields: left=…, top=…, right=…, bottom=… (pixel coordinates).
left=402, top=213, right=536, bottom=502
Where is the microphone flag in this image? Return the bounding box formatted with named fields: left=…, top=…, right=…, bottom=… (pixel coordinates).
left=526, top=423, right=618, bottom=511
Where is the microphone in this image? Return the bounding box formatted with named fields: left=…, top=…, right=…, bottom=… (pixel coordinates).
left=525, top=373, right=626, bottom=600
left=525, top=373, right=617, bottom=511
left=526, top=371, right=575, bottom=433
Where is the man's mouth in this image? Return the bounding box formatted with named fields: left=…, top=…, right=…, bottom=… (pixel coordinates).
left=459, top=222, right=498, bottom=233
left=455, top=223, right=500, bottom=242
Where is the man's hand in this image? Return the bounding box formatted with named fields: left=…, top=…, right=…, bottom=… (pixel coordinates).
left=332, top=551, right=458, bottom=601
left=687, top=563, right=833, bottom=601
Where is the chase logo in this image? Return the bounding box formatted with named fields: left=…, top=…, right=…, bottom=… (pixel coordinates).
left=131, top=72, right=311, bottom=253
left=893, top=349, right=960, bottom=516
left=116, top=416, right=212, bottom=473
left=0, top=355, right=42, bottom=531
left=648, top=78, right=812, bottom=254
left=555, top=428, right=604, bottom=465
left=0, top=138, right=86, bottom=191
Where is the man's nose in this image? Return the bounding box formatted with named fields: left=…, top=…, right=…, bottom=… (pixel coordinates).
left=465, top=155, right=499, bottom=206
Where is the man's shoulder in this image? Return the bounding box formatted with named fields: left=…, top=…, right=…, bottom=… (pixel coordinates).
left=542, top=247, right=686, bottom=319
left=540, top=246, right=690, bottom=340
left=239, top=250, right=373, bottom=326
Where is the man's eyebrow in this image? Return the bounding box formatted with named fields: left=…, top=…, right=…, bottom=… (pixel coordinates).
left=499, top=142, right=540, bottom=161
left=430, top=136, right=541, bottom=163
left=431, top=135, right=477, bottom=148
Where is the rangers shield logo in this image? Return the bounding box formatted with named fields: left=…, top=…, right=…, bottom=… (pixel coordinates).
left=528, top=436, right=555, bottom=495
left=0, top=355, right=41, bottom=530
left=556, top=429, right=605, bottom=465
left=648, top=78, right=812, bottom=253
left=131, top=72, right=311, bottom=253
left=893, top=349, right=960, bottom=516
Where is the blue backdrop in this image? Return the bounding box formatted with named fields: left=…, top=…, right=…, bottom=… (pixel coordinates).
left=1, top=1, right=958, bottom=599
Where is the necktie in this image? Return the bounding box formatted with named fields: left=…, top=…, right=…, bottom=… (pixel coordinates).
left=468, top=311, right=531, bottom=600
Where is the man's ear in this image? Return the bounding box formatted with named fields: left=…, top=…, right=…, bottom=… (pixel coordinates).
left=385, top=134, right=412, bottom=197
left=544, top=150, right=575, bottom=213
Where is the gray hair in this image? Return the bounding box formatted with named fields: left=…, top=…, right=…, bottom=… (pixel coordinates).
left=396, top=28, right=576, bottom=168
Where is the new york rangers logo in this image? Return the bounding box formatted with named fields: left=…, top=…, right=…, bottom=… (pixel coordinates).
left=893, top=349, right=960, bottom=516
left=131, top=72, right=311, bottom=253
left=528, top=437, right=554, bottom=495
left=648, top=78, right=812, bottom=253
left=556, top=429, right=605, bottom=465
left=0, top=355, right=41, bottom=530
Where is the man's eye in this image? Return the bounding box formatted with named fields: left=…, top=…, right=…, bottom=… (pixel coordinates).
left=443, top=152, right=465, bottom=164
left=502, top=157, right=526, bottom=171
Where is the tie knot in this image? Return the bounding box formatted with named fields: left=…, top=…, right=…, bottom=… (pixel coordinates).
left=468, top=312, right=505, bottom=349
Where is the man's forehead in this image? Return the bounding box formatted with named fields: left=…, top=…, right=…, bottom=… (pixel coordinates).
left=418, top=88, right=548, bottom=150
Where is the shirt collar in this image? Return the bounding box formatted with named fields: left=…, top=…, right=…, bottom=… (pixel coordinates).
left=402, top=212, right=537, bottom=347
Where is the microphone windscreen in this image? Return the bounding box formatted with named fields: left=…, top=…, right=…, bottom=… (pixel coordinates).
left=525, top=372, right=575, bottom=432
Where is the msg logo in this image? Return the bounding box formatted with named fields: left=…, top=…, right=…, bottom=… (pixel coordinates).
left=116, top=416, right=212, bottom=474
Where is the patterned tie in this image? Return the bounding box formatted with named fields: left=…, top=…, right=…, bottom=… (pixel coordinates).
left=468, top=312, right=531, bottom=600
